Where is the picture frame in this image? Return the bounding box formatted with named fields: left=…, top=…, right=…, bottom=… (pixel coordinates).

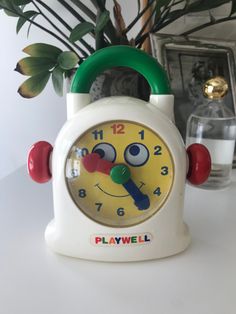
left=150, top=33, right=236, bottom=165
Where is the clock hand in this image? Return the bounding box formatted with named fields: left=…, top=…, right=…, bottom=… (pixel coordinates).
left=82, top=153, right=114, bottom=175
left=110, top=165, right=150, bottom=210
left=123, top=179, right=150, bottom=210
left=82, top=153, right=150, bottom=210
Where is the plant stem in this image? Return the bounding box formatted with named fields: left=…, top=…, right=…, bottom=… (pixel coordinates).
left=34, top=0, right=94, bottom=55
left=136, top=33, right=149, bottom=48
left=32, top=0, right=88, bottom=57
left=36, top=1, right=95, bottom=54
left=69, top=0, right=96, bottom=22
left=57, top=0, right=88, bottom=23
left=137, top=0, right=141, bottom=13
left=155, top=0, right=184, bottom=24
left=181, top=16, right=236, bottom=36
left=35, top=0, right=72, bottom=31
left=137, top=5, right=236, bottom=47
left=153, top=10, right=184, bottom=32
left=138, top=2, right=156, bottom=40
left=0, top=4, right=80, bottom=57
left=165, top=0, right=185, bottom=12
left=135, top=1, right=186, bottom=47
left=56, top=0, right=99, bottom=47
left=139, top=0, right=156, bottom=52
left=124, top=0, right=155, bottom=35
left=92, top=0, right=119, bottom=44
left=95, top=8, right=106, bottom=50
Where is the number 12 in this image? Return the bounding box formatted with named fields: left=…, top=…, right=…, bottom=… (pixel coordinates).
left=111, top=124, right=125, bottom=134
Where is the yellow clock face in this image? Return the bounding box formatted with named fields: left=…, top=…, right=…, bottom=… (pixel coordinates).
left=65, top=120, right=174, bottom=227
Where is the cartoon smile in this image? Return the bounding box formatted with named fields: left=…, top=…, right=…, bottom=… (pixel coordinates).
left=95, top=181, right=145, bottom=198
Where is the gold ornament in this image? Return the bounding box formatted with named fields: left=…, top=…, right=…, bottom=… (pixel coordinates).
left=203, top=76, right=228, bottom=100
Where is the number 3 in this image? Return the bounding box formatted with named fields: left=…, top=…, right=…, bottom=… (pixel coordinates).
left=161, top=166, right=168, bottom=175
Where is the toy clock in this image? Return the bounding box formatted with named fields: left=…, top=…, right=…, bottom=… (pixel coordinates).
left=28, top=46, right=211, bottom=262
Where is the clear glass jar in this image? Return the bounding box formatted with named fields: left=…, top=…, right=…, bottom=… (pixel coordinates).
left=186, top=77, right=236, bottom=189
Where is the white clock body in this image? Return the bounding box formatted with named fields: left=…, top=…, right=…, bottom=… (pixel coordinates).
left=45, top=95, right=191, bottom=262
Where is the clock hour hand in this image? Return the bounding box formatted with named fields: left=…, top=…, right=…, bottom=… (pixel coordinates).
left=82, top=153, right=114, bottom=175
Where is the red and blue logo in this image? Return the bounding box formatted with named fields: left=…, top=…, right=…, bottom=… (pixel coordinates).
left=91, top=233, right=152, bottom=246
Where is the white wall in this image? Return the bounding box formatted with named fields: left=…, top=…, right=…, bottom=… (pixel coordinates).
left=0, top=11, right=66, bottom=180
left=1, top=2, right=236, bottom=179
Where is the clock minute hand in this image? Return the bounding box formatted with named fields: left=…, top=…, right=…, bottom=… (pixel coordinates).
left=123, top=179, right=150, bottom=211
left=110, top=165, right=150, bottom=211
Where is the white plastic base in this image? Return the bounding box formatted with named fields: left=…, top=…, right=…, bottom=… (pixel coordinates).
left=45, top=220, right=190, bottom=262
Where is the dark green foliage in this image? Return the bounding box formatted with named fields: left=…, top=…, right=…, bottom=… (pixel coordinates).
left=0, top=0, right=235, bottom=98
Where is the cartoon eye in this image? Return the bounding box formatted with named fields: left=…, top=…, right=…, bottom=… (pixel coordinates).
left=124, top=143, right=149, bottom=167
left=92, top=143, right=116, bottom=162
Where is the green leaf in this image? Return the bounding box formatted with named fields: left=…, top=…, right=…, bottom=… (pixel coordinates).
left=91, top=0, right=106, bottom=11
left=4, top=7, right=22, bottom=17
left=163, top=9, right=183, bottom=22
left=27, top=13, right=37, bottom=37
left=52, top=67, right=64, bottom=97
left=23, top=43, right=62, bottom=60
left=230, top=0, right=236, bottom=15
left=57, top=51, right=79, bottom=70
left=91, top=0, right=118, bottom=44
left=0, top=0, right=11, bottom=6
left=186, top=0, right=231, bottom=13
left=15, top=57, right=56, bottom=76
left=95, top=10, right=110, bottom=32
left=156, top=0, right=172, bottom=10
left=16, top=10, right=38, bottom=33
left=95, top=9, right=110, bottom=49
left=69, top=22, right=95, bottom=43
left=18, top=71, right=50, bottom=98
left=155, top=0, right=172, bottom=23
left=4, top=8, right=19, bottom=16
left=0, top=0, right=22, bottom=16
left=12, top=0, right=32, bottom=4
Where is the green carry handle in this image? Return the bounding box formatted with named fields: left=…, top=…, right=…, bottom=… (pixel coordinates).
left=70, top=46, right=171, bottom=95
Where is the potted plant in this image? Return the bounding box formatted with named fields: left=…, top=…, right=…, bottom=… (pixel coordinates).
left=0, top=0, right=235, bottom=99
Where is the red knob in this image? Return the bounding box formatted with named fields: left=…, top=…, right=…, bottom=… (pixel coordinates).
left=187, top=143, right=211, bottom=185
left=27, top=141, right=53, bottom=183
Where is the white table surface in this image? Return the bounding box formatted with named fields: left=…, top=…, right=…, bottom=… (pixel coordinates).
left=0, top=166, right=235, bottom=314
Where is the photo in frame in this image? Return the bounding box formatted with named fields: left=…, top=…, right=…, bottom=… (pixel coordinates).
left=150, top=34, right=236, bottom=165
